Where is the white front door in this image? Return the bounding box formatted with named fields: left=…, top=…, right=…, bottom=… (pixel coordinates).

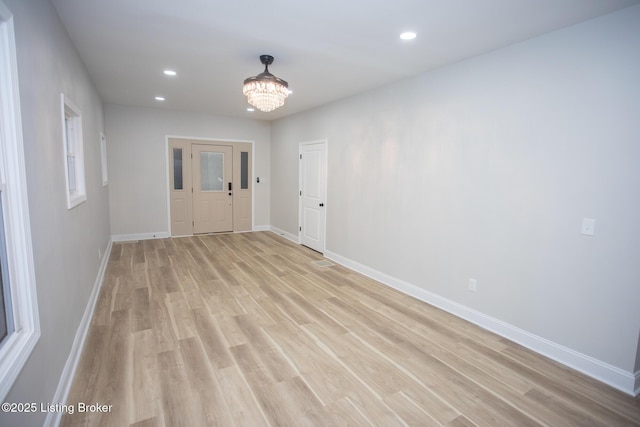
left=192, top=144, right=233, bottom=234
left=299, top=141, right=327, bottom=253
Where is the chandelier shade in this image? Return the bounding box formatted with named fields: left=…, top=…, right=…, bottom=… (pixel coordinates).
left=243, top=55, right=289, bottom=112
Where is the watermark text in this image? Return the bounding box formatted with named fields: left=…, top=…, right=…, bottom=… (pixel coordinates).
left=2, top=402, right=112, bottom=414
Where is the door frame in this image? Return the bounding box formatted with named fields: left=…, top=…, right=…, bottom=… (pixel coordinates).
left=165, top=135, right=255, bottom=236
left=298, top=139, right=328, bottom=253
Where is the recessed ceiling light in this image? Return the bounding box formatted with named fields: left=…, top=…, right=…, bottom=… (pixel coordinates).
left=154, top=96, right=165, bottom=101
left=246, top=107, right=255, bottom=112
left=163, top=70, right=177, bottom=76
left=400, top=32, right=416, bottom=40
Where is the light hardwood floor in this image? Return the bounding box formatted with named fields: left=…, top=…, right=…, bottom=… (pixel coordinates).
left=61, top=232, right=640, bottom=426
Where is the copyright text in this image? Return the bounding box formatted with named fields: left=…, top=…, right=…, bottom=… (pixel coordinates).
left=2, top=402, right=112, bottom=414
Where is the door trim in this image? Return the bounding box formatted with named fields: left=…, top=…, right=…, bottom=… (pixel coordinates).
left=165, top=135, right=255, bottom=236
left=298, top=139, right=328, bottom=253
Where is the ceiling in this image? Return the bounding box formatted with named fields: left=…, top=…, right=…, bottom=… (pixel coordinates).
left=51, top=0, right=639, bottom=121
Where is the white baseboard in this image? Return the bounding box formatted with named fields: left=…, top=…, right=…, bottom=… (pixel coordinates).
left=113, top=229, right=274, bottom=240
left=269, top=226, right=298, bottom=244
left=324, top=249, right=639, bottom=397
left=44, top=239, right=113, bottom=427
left=111, top=231, right=170, bottom=242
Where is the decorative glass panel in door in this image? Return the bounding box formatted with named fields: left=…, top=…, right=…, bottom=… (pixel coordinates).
left=200, top=152, right=224, bottom=191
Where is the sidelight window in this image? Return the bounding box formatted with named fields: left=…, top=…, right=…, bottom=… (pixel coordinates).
left=240, top=151, right=249, bottom=190
left=173, top=148, right=183, bottom=190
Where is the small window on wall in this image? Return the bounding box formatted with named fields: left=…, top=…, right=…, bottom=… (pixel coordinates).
left=100, top=132, right=108, bottom=187
left=61, top=94, right=86, bottom=209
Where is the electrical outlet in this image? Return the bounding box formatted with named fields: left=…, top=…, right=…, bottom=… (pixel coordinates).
left=468, top=278, right=477, bottom=292
left=581, top=218, right=596, bottom=236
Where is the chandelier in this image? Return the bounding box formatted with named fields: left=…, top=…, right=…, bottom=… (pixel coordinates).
left=243, top=55, right=289, bottom=112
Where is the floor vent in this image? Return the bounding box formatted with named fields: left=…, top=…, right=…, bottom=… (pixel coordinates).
left=312, top=260, right=334, bottom=267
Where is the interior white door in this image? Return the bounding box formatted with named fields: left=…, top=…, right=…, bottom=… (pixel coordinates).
left=192, top=144, right=233, bottom=233
left=299, top=141, right=327, bottom=252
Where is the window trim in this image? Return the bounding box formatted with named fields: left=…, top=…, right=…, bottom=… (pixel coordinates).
left=61, top=93, right=86, bottom=209
left=0, top=1, right=41, bottom=401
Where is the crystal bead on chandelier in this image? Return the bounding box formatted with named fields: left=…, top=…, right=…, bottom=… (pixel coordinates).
left=243, top=55, right=289, bottom=112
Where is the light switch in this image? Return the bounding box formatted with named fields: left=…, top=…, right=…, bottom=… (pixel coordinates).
left=581, top=218, right=596, bottom=236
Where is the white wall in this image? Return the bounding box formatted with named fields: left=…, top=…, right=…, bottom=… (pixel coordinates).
left=271, top=5, right=640, bottom=388
left=105, top=104, right=271, bottom=237
left=0, top=0, right=111, bottom=425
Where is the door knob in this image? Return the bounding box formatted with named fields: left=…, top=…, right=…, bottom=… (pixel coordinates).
left=319, top=203, right=324, bottom=207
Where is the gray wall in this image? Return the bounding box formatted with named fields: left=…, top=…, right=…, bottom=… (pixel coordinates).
left=105, top=104, right=271, bottom=236
left=271, top=6, right=640, bottom=374
left=0, top=0, right=110, bottom=425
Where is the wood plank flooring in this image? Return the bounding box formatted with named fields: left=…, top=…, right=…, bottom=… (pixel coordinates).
left=61, top=232, right=640, bottom=426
